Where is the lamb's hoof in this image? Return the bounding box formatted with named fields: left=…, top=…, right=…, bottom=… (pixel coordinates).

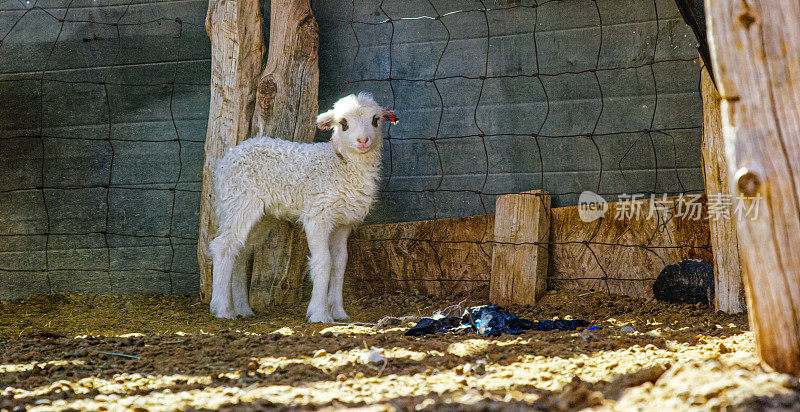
left=307, top=303, right=324, bottom=318
left=210, top=301, right=235, bottom=319
left=308, top=312, right=334, bottom=323
left=234, top=306, right=254, bottom=317
left=331, top=307, right=350, bottom=321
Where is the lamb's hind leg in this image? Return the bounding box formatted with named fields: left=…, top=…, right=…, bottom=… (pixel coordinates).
left=209, top=231, right=239, bottom=319
left=209, top=198, right=263, bottom=319
left=328, top=226, right=351, bottom=320
left=232, top=221, right=268, bottom=317
left=231, top=250, right=254, bottom=317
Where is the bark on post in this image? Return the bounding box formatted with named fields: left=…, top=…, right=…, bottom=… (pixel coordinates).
left=198, top=0, right=319, bottom=311
left=490, top=190, right=551, bottom=306
left=248, top=0, right=319, bottom=311
left=700, top=66, right=745, bottom=314
left=706, top=0, right=800, bottom=375
left=198, top=0, right=265, bottom=302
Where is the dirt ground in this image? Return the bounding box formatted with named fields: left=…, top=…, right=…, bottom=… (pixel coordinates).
left=1, top=288, right=799, bottom=411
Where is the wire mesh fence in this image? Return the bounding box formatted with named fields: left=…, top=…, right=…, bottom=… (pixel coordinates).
left=0, top=0, right=708, bottom=299
left=0, top=0, right=208, bottom=298
left=323, top=0, right=710, bottom=297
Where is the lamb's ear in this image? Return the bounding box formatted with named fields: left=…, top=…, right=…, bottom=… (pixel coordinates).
left=382, top=108, right=398, bottom=124
left=316, top=110, right=335, bottom=130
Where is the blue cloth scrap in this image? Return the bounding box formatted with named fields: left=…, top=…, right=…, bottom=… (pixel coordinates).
left=402, top=316, right=462, bottom=337
left=404, top=305, right=590, bottom=337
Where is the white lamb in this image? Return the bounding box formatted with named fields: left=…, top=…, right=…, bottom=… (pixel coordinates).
left=208, top=93, right=396, bottom=322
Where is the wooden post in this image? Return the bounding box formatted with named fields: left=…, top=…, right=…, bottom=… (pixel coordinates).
left=707, top=0, right=800, bottom=375
left=198, top=0, right=319, bottom=311
left=198, top=0, right=265, bottom=303
left=700, top=66, right=745, bottom=314
left=490, top=190, right=551, bottom=306
left=247, top=0, right=319, bottom=311
left=252, top=0, right=320, bottom=140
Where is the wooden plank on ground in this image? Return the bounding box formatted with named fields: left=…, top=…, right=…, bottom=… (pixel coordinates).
left=345, top=215, right=494, bottom=297
left=490, top=190, right=551, bottom=306
left=345, top=198, right=711, bottom=301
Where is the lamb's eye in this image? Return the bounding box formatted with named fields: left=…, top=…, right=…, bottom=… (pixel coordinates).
left=372, top=116, right=379, bottom=127
left=340, top=119, right=348, bottom=131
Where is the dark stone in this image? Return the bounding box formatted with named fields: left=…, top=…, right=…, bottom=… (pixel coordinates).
left=653, top=259, right=714, bottom=306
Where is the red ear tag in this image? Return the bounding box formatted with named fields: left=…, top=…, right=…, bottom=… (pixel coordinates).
left=382, top=109, right=399, bottom=124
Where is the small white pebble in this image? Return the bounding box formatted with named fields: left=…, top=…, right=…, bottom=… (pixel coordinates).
left=359, top=348, right=387, bottom=364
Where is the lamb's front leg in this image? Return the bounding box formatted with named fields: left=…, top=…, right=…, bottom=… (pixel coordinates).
left=328, top=226, right=352, bottom=320
left=305, top=222, right=334, bottom=323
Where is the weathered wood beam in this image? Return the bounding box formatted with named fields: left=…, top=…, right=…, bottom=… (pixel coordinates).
left=549, top=195, right=712, bottom=300
left=700, top=65, right=744, bottom=314
left=252, top=0, right=320, bottom=141
left=707, top=0, right=800, bottom=375
left=345, top=215, right=495, bottom=297
left=248, top=0, right=320, bottom=311
left=198, top=0, right=265, bottom=303
left=199, top=0, right=319, bottom=311
left=490, top=190, right=551, bottom=306
left=345, top=198, right=712, bottom=301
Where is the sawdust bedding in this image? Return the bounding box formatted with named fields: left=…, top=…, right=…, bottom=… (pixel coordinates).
left=1, top=288, right=798, bottom=411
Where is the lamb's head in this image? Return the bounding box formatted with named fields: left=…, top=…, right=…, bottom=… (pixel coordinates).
left=316, top=93, right=397, bottom=156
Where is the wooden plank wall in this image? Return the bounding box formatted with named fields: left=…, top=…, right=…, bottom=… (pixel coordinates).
left=0, top=0, right=704, bottom=299
left=346, top=215, right=495, bottom=296
left=548, top=196, right=711, bottom=299
left=347, top=196, right=711, bottom=300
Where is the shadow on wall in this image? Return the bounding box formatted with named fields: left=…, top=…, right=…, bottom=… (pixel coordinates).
left=313, top=0, right=705, bottom=224
left=0, top=0, right=703, bottom=298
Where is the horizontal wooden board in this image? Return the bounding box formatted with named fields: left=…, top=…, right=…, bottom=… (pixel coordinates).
left=548, top=195, right=711, bottom=299
left=346, top=214, right=495, bottom=298
left=347, top=195, right=711, bottom=301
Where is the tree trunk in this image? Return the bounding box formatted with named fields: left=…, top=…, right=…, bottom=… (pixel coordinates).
left=700, top=66, right=745, bottom=314
left=706, top=0, right=800, bottom=375
left=248, top=0, right=319, bottom=311
left=198, top=0, right=319, bottom=312
left=252, top=0, right=319, bottom=141
left=198, top=0, right=265, bottom=302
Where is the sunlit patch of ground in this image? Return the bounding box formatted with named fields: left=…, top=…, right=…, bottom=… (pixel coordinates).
left=1, top=290, right=798, bottom=411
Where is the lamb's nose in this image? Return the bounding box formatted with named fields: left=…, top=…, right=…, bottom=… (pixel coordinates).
left=357, top=137, right=368, bottom=144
